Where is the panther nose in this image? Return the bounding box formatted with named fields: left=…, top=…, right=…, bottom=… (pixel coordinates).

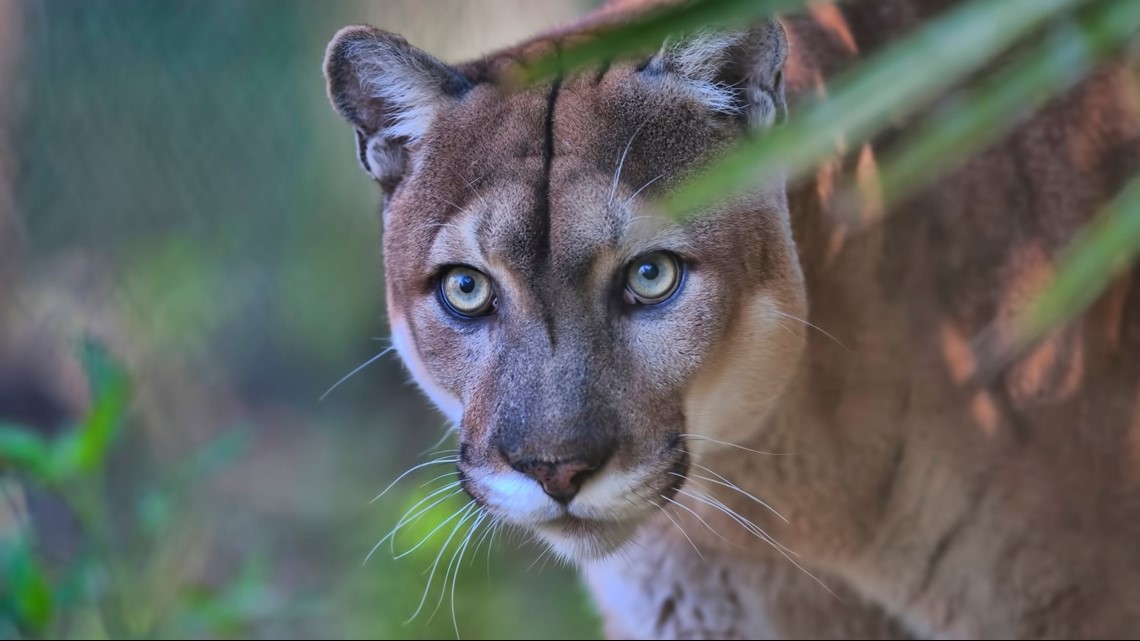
left=511, top=458, right=600, bottom=504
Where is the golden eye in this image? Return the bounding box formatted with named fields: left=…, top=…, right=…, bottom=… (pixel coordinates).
left=625, top=252, right=681, bottom=304
left=440, top=266, right=495, bottom=317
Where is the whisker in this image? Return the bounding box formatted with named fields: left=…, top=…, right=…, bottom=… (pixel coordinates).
left=365, top=485, right=463, bottom=563
left=678, top=488, right=841, bottom=601
left=428, top=509, right=485, bottom=635
left=386, top=482, right=464, bottom=543
left=320, top=346, right=397, bottom=401
left=773, top=319, right=808, bottom=344
left=484, top=522, right=502, bottom=582
left=418, top=466, right=460, bottom=488
left=407, top=502, right=479, bottom=623
left=470, top=515, right=497, bottom=567
left=677, top=488, right=793, bottom=556
left=610, top=122, right=647, bottom=204
left=679, top=434, right=792, bottom=456
left=662, top=495, right=739, bottom=550
left=770, top=309, right=850, bottom=353
left=370, top=456, right=459, bottom=504
left=655, top=498, right=704, bottom=560
left=526, top=545, right=553, bottom=573
left=623, top=173, right=666, bottom=208
left=685, top=466, right=790, bottom=524
left=451, top=511, right=486, bottom=639
left=395, top=494, right=472, bottom=560
left=420, top=430, right=459, bottom=457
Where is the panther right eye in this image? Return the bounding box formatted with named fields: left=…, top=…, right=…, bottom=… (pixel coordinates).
left=439, top=266, right=496, bottom=318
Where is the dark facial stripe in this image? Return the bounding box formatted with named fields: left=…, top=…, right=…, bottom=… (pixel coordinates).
left=534, top=76, right=561, bottom=264
left=534, top=74, right=562, bottom=349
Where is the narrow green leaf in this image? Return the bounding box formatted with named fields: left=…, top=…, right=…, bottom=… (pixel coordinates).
left=0, top=425, right=52, bottom=478
left=518, top=0, right=805, bottom=84
left=49, top=337, right=129, bottom=479
left=872, top=0, right=1140, bottom=211
left=662, top=0, right=1081, bottom=218
left=1, top=542, right=54, bottom=634
left=1017, top=177, right=1140, bottom=344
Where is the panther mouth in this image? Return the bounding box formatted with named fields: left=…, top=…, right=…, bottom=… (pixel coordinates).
left=459, top=440, right=690, bottom=561
left=531, top=446, right=691, bottom=560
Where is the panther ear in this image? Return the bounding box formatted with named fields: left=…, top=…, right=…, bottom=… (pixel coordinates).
left=323, top=26, right=472, bottom=194
left=644, top=18, right=788, bottom=128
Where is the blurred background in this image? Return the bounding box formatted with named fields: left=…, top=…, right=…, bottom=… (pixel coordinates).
left=0, top=1, right=604, bottom=638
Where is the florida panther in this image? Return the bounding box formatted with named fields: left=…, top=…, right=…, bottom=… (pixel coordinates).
left=323, top=1, right=1140, bottom=637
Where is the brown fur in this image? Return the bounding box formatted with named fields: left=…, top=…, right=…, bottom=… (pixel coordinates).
left=324, top=1, right=1140, bottom=638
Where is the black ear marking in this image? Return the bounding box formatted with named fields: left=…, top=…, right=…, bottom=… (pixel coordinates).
left=355, top=129, right=372, bottom=176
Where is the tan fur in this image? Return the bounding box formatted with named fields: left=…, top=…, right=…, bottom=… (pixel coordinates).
left=324, top=1, right=1140, bottom=638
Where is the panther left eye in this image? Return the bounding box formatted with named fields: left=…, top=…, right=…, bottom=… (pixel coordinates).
left=624, top=252, right=682, bottom=305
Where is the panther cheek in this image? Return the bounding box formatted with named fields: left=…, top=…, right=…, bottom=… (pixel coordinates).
left=390, top=314, right=463, bottom=424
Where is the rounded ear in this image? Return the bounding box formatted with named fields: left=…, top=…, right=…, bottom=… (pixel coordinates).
left=323, top=26, right=471, bottom=194
left=645, top=18, right=789, bottom=129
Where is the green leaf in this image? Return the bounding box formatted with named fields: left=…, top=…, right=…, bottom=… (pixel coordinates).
left=661, top=0, right=1082, bottom=218
left=0, top=425, right=52, bottom=478
left=870, top=0, right=1140, bottom=212
left=1016, top=176, right=1140, bottom=345
left=48, top=337, right=129, bottom=479
left=1, top=541, right=54, bottom=635
left=517, top=0, right=805, bottom=85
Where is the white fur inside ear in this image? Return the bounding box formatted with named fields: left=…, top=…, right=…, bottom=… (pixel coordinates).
left=661, top=31, right=748, bottom=115
left=746, top=86, right=778, bottom=128
left=349, top=39, right=443, bottom=142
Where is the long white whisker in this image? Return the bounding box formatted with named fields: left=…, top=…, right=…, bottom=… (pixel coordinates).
left=526, top=545, right=553, bottom=573
left=624, top=173, right=665, bottom=208
left=770, top=310, right=850, bottom=353
left=451, top=512, right=486, bottom=639
left=470, top=516, right=497, bottom=567
left=408, top=502, right=479, bottom=623
left=678, top=488, right=839, bottom=600
left=384, top=483, right=465, bottom=555
left=365, top=485, right=463, bottom=564
left=679, top=434, right=792, bottom=456
left=684, top=466, right=790, bottom=524
left=655, top=498, right=704, bottom=560
left=484, top=522, right=502, bottom=582
left=662, top=495, right=738, bottom=550
left=370, top=456, right=459, bottom=504
left=610, top=123, right=647, bottom=204
left=420, top=430, right=458, bottom=456
left=320, top=346, right=396, bottom=401
left=429, top=510, right=482, bottom=624
left=674, top=485, right=784, bottom=547
left=677, top=488, right=791, bottom=555
left=395, top=494, right=472, bottom=560
left=773, top=319, right=808, bottom=344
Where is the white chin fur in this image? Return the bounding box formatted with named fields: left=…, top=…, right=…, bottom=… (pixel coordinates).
left=535, top=519, right=640, bottom=562
left=474, top=467, right=651, bottom=562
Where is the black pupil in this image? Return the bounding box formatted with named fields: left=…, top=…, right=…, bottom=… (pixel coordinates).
left=638, top=262, right=660, bottom=281
left=457, top=274, right=476, bottom=294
